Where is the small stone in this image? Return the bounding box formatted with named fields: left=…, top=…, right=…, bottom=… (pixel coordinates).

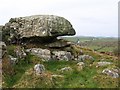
left=8, top=55, right=18, bottom=65
left=102, top=68, right=119, bottom=78
left=77, top=62, right=85, bottom=71
left=59, top=66, right=72, bottom=73
left=52, top=75, right=64, bottom=78
left=78, top=55, right=94, bottom=62
left=96, top=61, right=112, bottom=67
left=34, top=64, right=45, bottom=75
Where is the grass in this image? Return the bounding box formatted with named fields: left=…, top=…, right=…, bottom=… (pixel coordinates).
left=63, top=66, right=97, bottom=88
left=3, top=53, right=36, bottom=87
left=63, top=36, right=118, bottom=53
left=2, top=36, right=119, bottom=88
left=3, top=55, right=119, bottom=88
left=43, top=60, right=76, bottom=73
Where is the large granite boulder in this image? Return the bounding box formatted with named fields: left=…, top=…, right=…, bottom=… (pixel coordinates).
left=3, top=15, right=76, bottom=43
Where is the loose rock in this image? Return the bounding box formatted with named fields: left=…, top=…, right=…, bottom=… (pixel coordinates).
left=77, top=62, right=85, bottom=71
left=8, top=55, right=18, bottom=65
left=59, top=66, right=72, bottom=73
left=34, top=64, right=45, bottom=75
left=78, top=55, right=94, bottom=61
left=96, top=61, right=112, bottom=67
left=52, top=51, right=72, bottom=61
left=26, top=48, right=51, bottom=61
left=102, top=68, right=119, bottom=78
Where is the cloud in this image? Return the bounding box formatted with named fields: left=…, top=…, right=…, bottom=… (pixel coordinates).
left=0, top=0, right=119, bottom=37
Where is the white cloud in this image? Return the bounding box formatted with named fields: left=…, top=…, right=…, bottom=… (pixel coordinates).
left=0, top=0, right=119, bottom=37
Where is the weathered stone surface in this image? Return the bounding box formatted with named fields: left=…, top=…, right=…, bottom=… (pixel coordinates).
left=0, top=41, right=6, bottom=49
left=26, top=48, right=51, bottom=61
left=26, top=48, right=73, bottom=61
left=0, top=26, right=3, bottom=40
left=34, top=64, right=45, bottom=75
left=59, top=67, right=72, bottom=73
left=52, top=51, right=72, bottom=61
left=0, top=41, right=7, bottom=59
left=77, top=62, right=85, bottom=71
left=96, top=61, right=112, bottom=67
left=45, top=39, right=72, bottom=48
left=3, top=15, right=75, bottom=43
left=14, top=46, right=27, bottom=59
left=78, top=55, right=94, bottom=62
left=52, top=74, right=64, bottom=78
left=102, top=68, right=119, bottom=78
left=8, top=55, right=18, bottom=65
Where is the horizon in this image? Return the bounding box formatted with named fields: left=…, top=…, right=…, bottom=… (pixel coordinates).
left=0, top=0, right=119, bottom=37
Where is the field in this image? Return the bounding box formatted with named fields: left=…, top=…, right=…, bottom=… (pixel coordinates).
left=63, top=36, right=118, bottom=53
left=2, top=36, right=119, bottom=88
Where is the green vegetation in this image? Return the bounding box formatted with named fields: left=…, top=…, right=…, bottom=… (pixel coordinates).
left=63, top=36, right=118, bottom=52
left=2, top=36, right=119, bottom=88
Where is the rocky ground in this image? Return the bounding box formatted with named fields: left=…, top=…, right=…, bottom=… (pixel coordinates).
left=1, top=15, right=119, bottom=88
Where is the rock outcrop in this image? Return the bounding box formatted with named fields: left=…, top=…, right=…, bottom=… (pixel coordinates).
left=0, top=41, right=7, bottom=59
left=3, top=15, right=76, bottom=44
left=0, top=25, right=3, bottom=40
left=26, top=48, right=73, bottom=61
left=52, top=51, right=72, bottom=61
left=26, top=48, right=51, bottom=61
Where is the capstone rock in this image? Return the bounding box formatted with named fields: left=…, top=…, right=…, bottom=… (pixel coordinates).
left=3, top=15, right=76, bottom=43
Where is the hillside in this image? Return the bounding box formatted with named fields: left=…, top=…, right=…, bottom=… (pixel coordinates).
left=1, top=15, right=119, bottom=88
left=2, top=43, right=119, bottom=88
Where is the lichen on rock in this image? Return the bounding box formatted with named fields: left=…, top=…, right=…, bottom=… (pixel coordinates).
left=3, top=15, right=76, bottom=44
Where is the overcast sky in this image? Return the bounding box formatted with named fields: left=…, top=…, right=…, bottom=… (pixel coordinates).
left=0, top=0, right=119, bottom=37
